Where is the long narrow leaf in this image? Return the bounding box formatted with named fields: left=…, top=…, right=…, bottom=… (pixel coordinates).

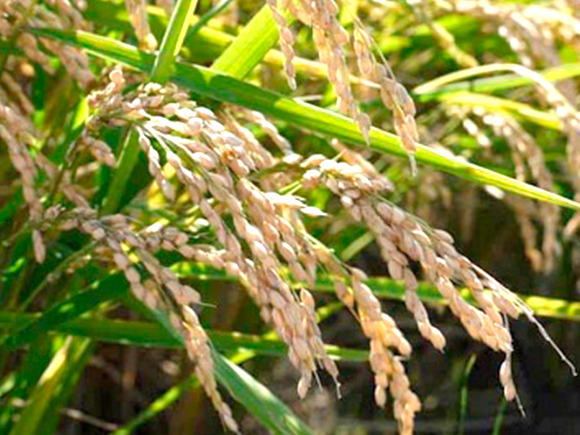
left=415, top=63, right=580, bottom=99
left=141, top=303, right=317, bottom=435
left=150, top=0, right=199, bottom=82
left=435, top=92, right=561, bottom=132
left=0, top=311, right=369, bottom=361
left=27, top=28, right=580, bottom=211
left=2, top=275, right=126, bottom=349
left=110, top=335, right=291, bottom=435
left=211, top=5, right=282, bottom=78
left=214, top=353, right=316, bottom=435
left=84, top=1, right=580, bottom=98
left=8, top=337, right=93, bottom=435
left=172, top=262, right=580, bottom=323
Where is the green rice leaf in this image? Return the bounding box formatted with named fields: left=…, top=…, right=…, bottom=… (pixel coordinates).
left=434, top=92, right=561, bottom=132
left=172, top=262, right=580, bottom=323
left=210, top=5, right=282, bottom=78
left=8, top=337, right=93, bottom=435
left=27, top=28, right=580, bottom=211
left=2, top=275, right=126, bottom=350
left=0, top=311, right=369, bottom=361
left=214, top=353, right=316, bottom=435
left=415, top=63, right=580, bottom=98
left=150, top=0, right=199, bottom=82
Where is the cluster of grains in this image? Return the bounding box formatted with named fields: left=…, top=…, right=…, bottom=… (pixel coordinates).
left=315, top=244, right=421, bottom=435
left=77, top=136, right=116, bottom=168
left=125, top=0, right=158, bottom=51
left=82, top=70, right=576, bottom=432
left=441, top=59, right=580, bottom=247
left=352, top=21, right=419, bottom=166
left=230, top=107, right=294, bottom=156
left=0, top=54, right=114, bottom=259
left=445, top=0, right=580, bottom=70
left=0, top=95, right=39, bottom=220
left=1, top=73, right=34, bottom=116
left=450, top=105, right=560, bottom=274
left=266, top=0, right=297, bottom=90
left=85, top=69, right=344, bottom=414
left=306, top=0, right=371, bottom=141
left=297, top=153, right=546, bottom=406
left=409, top=1, right=478, bottom=68
left=24, top=64, right=572, bottom=434
left=0, top=0, right=94, bottom=88
left=0, top=80, right=46, bottom=262
left=0, top=0, right=93, bottom=87
left=41, top=206, right=239, bottom=432
left=267, top=0, right=420, bottom=165
left=432, top=2, right=580, bottom=171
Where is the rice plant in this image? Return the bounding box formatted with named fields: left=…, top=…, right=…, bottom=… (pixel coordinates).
left=1, top=0, right=580, bottom=434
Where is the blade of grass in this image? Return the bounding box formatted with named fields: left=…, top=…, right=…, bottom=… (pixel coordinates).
left=171, top=262, right=580, bottom=322
left=109, top=302, right=342, bottom=435
left=492, top=397, right=508, bottom=435
left=150, top=0, right=199, bottom=83
left=0, top=311, right=369, bottom=361
left=414, top=63, right=580, bottom=99
left=457, top=353, right=478, bottom=435
left=141, top=301, right=317, bottom=435
left=8, top=337, right=93, bottom=435
left=187, top=0, right=236, bottom=36
left=437, top=92, right=562, bottom=132
left=100, top=129, right=140, bottom=214
left=341, top=231, right=375, bottom=261
left=102, top=0, right=198, bottom=214
left=2, top=274, right=126, bottom=349
left=214, top=352, right=316, bottom=435
left=210, top=4, right=285, bottom=78
left=28, top=28, right=580, bottom=211
left=415, top=63, right=580, bottom=99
